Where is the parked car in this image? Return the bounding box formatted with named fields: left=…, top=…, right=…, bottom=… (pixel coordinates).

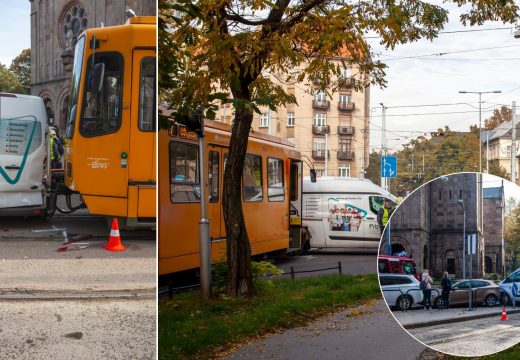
left=379, top=274, right=423, bottom=311
left=432, top=279, right=501, bottom=308
left=498, top=268, right=520, bottom=305
left=378, top=255, right=420, bottom=281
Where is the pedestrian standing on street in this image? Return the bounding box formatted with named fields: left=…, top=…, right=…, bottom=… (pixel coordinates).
left=421, top=269, right=434, bottom=310
left=50, top=128, right=64, bottom=169
left=377, top=199, right=394, bottom=237
left=440, top=271, right=452, bottom=310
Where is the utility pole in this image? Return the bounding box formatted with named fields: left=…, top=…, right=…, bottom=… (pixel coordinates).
left=198, top=117, right=211, bottom=300
left=512, top=101, right=516, bottom=184
left=380, top=103, right=386, bottom=190
left=325, top=133, right=328, bottom=176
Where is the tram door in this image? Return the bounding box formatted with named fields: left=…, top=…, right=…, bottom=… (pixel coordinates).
left=73, top=52, right=130, bottom=203
left=207, top=146, right=225, bottom=243
left=128, top=50, right=156, bottom=218
left=289, top=159, right=303, bottom=249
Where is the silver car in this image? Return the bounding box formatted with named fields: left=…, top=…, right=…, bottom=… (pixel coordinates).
left=379, top=274, right=424, bottom=311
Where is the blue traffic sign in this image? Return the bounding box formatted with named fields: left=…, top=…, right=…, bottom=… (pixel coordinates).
left=381, top=156, right=397, bottom=178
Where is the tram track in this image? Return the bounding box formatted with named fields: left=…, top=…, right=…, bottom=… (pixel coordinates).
left=0, top=288, right=156, bottom=301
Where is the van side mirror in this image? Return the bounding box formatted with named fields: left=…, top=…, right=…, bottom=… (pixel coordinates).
left=89, top=63, right=105, bottom=94
left=310, top=168, right=317, bottom=183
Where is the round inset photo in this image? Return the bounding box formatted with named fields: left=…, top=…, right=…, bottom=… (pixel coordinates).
left=378, top=172, right=520, bottom=357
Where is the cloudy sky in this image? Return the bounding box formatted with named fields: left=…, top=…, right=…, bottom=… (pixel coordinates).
left=367, top=2, right=520, bottom=153
left=0, top=1, right=30, bottom=66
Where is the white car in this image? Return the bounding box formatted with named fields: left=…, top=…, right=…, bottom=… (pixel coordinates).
left=498, top=268, right=520, bottom=305
left=379, top=274, right=424, bottom=311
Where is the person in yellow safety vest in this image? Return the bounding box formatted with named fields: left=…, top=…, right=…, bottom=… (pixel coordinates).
left=50, top=129, right=64, bottom=169
left=377, top=199, right=394, bottom=236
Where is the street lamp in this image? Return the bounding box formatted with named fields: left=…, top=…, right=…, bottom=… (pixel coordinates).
left=458, top=199, right=466, bottom=280
left=459, top=90, right=501, bottom=173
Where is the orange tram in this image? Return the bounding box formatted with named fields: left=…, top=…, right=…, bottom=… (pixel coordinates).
left=159, top=120, right=305, bottom=276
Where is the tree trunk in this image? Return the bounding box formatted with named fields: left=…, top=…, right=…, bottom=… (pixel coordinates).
left=223, top=92, right=255, bottom=297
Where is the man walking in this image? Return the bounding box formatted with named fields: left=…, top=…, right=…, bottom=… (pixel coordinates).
left=377, top=199, right=394, bottom=236
left=440, top=271, right=452, bottom=310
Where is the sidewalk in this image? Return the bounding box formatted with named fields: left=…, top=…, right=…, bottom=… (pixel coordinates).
left=225, top=300, right=428, bottom=360
left=394, top=305, right=520, bottom=328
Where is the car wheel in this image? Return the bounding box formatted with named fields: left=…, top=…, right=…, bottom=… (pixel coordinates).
left=484, top=294, right=498, bottom=307
left=397, top=295, right=412, bottom=311
left=503, top=293, right=512, bottom=306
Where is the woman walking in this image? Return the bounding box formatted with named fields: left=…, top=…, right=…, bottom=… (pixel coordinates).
left=421, top=269, right=434, bottom=310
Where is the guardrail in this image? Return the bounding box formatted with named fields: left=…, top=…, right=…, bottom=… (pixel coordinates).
left=160, top=262, right=344, bottom=299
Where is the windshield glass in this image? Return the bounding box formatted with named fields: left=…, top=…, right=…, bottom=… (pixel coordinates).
left=65, top=35, right=85, bottom=139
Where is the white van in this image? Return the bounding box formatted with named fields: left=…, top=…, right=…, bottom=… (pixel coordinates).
left=302, top=177, right=396, bottom=249
left=498, top=268, right=520, bottom=305
left=0, top=93, right=50, bottom=215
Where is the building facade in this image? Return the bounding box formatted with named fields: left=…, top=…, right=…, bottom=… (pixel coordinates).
left=484, top=118, right=520, bottom=184
left=382, top=173, right=485, bottom=278
left=29, top=0, right=155, bottom=134
left=483, top=186, right=505, bottom=275
left=216, top=65, right=370, bottom=178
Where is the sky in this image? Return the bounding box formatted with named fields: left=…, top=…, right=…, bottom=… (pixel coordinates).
left=367, top=2, right=520, bottom=154
left=0, top=1, right=31, bottom=67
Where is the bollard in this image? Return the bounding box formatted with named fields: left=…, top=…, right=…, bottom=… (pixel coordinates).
left=338, top=261, right=342, bottom=275
left=290, top=266, right=295, bottom=280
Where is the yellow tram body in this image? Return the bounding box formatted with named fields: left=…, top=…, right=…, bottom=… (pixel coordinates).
left=64, top=16, right=156, bottom=227
left=159, top=120, right=302, bottom=275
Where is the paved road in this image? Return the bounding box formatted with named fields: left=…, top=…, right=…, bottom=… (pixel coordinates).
left=0, top=298, right=156, bottom=360
left=225, top=300, right=426, bottom=360
left=409, top=312, right=520, bottom=357
left=272, top=249, right=378, bottom=277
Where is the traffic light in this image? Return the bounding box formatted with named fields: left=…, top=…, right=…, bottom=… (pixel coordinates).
left=430, top=131, right=445, bottom=137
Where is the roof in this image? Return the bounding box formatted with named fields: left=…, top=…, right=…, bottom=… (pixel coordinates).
left=483, top=187, right=503, bottom=199
left=482, top=117, right=520, bottom=143
left=302, top=176, right=396, bottom=201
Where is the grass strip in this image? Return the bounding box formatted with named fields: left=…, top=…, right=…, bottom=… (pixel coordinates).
left=159, top=273, right=380, bottom=360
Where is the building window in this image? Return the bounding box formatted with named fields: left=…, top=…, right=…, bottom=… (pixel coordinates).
left=260, top=113, right=270, bottom=128
left=339, top=138, right=352, bottom=152
left=61, top=4, right=88, bottom=49
left=315, top=169, right=324, bottom=177
left=339, top=94, right=351, bottom=105
left=339, top=115, right=352, bottom=126
left=341, top=68, right=351, bottom=78
left=314, top=91, right=326, bottom=103
left=314, top=139, right=326, bottom=152
left=287, top=112, right=295, bottom=127
left=314, top=113, right=326, bottom=126
left=338, top=165, right=350, bottom=178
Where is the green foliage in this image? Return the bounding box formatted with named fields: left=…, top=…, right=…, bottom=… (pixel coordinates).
left=159, top=274, right=380, bottom=360
left=9, top=48, right=30, bottom=94
left=504, top=200, right=520, bottom=271
left=0, top=63, right=24, bottom=94
left=212, top=261, right=283, bottom=290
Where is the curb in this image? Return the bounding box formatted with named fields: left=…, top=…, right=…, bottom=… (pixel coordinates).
left=403, top=308, right=520, bottom=329
left=0, top=288, right=156, bottom=301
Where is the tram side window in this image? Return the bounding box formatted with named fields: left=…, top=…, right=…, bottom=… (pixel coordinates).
left=170, top=142, right=200, bottom=203
left=138, top=57, right=156, bottom=132
left=208, top=151, right=219, bottom=202
left=243, top=154, right=263, bottom=202
left=80, top=53, right=123, bottom=137
left=267, top=157, right=284, bottom=202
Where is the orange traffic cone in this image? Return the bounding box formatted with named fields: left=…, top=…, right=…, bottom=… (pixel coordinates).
left=501, top=307, right=508, bottom=321
left=103, top=218, right=126, bottom=252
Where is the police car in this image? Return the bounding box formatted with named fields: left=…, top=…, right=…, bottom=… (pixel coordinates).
left=498, top=268, right=520, bottom=305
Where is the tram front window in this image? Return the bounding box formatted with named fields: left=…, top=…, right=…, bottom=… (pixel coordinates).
left=65, top=36, right=85, bottom=139
left=80, top=53, right=123, bottom=137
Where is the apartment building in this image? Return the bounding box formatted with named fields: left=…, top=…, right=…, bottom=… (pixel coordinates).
left=216, top=65, right=370, bottom=178
left=484, top=118, right=520, bottom=184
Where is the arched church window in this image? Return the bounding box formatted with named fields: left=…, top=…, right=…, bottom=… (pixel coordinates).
left=61, top=4, right=88, bottom=49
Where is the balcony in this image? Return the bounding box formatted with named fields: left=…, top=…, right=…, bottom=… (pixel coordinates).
left=312, top=150, right=329, bottom=160
left=338, top=126, right=355, bottom=135
left=312, top=125, right=330, bottom=135
left=338, top=102, right=355, bottom=112
left=338, top=77, right=356, bottom=89
left=312, top=100, right=330, bottom=110
left=337, top=150, right=355, bottom=160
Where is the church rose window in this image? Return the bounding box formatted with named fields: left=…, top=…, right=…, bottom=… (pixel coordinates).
left=61, top=5, right=88, bottom=48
